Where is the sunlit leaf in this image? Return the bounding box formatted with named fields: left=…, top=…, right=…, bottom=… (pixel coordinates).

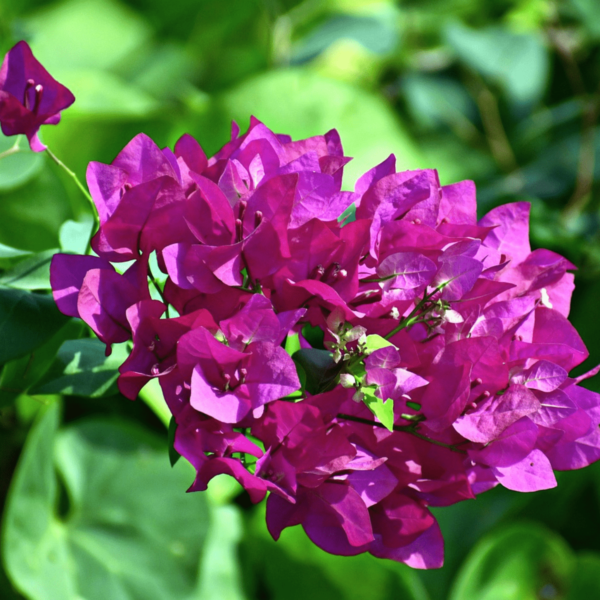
left=31, top=338, right=129, bottom=398
left=2, top=404, right=210, bottom=600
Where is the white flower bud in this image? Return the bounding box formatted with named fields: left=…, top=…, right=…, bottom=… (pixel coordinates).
left=352, top=390, right=364, bottom=403
left=340, top=373, right=356, bottom=388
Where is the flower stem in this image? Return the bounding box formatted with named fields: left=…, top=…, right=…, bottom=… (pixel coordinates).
left=336, top=413, right=467, bottom=454
left=0, top=139, right=21, bottom=160
left=45, top=147, right=99, bottom=227
left=384, top=288, right=439, bottom=340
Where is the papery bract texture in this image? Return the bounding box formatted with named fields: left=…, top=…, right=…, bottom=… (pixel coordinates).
left=0, top=41, right=75, bottom=151
left=51, top=118, right=600, bottom=569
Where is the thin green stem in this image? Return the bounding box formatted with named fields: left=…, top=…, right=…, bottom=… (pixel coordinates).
left=0, top=142, right=21, bottom=161
left=45, top=147, right=99, bottom=227
left=336, top=413, right=467, bottom=454
left=384, top=288, right=439, bottom=340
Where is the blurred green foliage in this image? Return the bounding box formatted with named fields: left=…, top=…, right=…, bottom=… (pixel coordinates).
left=2, top=0, right=600, bottom=598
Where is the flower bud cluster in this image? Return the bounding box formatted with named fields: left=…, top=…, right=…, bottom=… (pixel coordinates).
left=51, top=119, right=600, bottom=568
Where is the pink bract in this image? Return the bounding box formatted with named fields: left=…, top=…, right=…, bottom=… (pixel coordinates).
left=0, top=41, right=74, bottom=151
left=51, top=119, right=600, bottom=569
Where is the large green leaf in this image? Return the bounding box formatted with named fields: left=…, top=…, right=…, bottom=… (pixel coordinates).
left=292, top=13, right=399, bottom=63
left=0, top=166, right=71, bottom=252
left=57, top=70, right=160, bottom=119
left=2, top=404, right=211, bottom=600
left=31, top=338, right=129, bottom=398
left=566, top=553, right=600, bottom=599
left=444, top=23, right=549, bottom=104
left=221, top=69, right=424, bottom=187
left=0, top=319, right=83, bottom=408
left=26, top=0, right=151, bottom=73
left=449, top=523, right=574, bottom=600
left=0, top=287, right=69, bottom=365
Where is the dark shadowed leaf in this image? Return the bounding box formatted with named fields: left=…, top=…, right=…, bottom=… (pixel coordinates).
left=0, top=319, right=83, bottom=408
left=292, top=348, right=340, bottom=395
left=0, top=287, right=70, bottom=365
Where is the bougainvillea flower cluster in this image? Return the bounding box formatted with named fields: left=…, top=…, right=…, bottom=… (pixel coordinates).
left=0, top=41, right=75, bottom=151
left=51, top=118, right=600, bottom=569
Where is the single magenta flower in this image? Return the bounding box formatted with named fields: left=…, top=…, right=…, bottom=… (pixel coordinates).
left=0, top=41, right=74, bottom=151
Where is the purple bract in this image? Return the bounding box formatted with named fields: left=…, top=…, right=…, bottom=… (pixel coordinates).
left=51, top=118, right=600, bottom=569
left=0, top=41, right=74, bottom=151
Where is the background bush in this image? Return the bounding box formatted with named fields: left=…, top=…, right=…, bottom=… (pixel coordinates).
left=2, top=0, right=600, bottom=598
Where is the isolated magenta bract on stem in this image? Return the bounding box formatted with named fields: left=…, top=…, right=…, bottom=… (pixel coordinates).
left=0, top=41, right=75, bottom=151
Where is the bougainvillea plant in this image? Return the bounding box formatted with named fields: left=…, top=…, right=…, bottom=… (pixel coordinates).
left=5, top=40, right=600, bottom=570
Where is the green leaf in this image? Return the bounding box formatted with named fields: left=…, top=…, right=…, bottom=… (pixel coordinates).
left=566, top=553, right=600, bottom=598
left=0, top=287, right=69, bottom=365
left=338, top=203, right=356, bottom=226
left=26, top=0, right=151, bottom=72
left=364, top=334, right=394, bottom=353
left=445, top=23, right=549, bottom=104
left=0, top=249, right=57, bottom=290
left=2, top=406, right=211, bottom=600
left=0, top=165, right=71, bottom=252
left=59, top=70, right=159, bottom=119
left=0, top=319, right=83, bottom=408
left=284, top=332, right=301, bottom=356
left=196, top=505, right=246, bottom=600
left=449, top=523, right=574, bottom=600
left=0, top=132, right=44, bottom=192
left=292, top=14, right=399, bottom=63
left=301, top=323, right=325, bottom=350
left=59, top=217, right=94, bottom=254
left=31, top=338, right=129, bottom=398
left=292, top=348, right=340, bottom=395
left=0, top=242, right=32, bottom=261
left=168, top=416, right=181, bottom=467
left=362, top=388, right=395, bottom=431
left=402, top=74, right=476, bottom=131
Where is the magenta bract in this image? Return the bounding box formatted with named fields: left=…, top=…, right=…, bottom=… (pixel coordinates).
left=50, top=118, right=600, bottom=569
left=0, top=41, right=74, bottom=151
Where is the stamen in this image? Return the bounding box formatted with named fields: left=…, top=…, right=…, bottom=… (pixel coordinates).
left=312, top=264, right=325, bottom=280
left=240, top=368, right=247, bottom=385
left=254, top=210, right=263, bottom=229
left=473, top=390, right=490, bottom=404
left=470, top=378, right=483, bottom=388
left=33, top=84, right=43, bottom=113
left=151, top=364, right=160, bottom=376
left=323, top=262, right=340, bottom=282
left=223, top=373, right=231, bottom=392
left=23, top=79, right=35, bottom=109
left=238, top=199, right=248, bottom=221
left=235, top=218, right=243, bottom=242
